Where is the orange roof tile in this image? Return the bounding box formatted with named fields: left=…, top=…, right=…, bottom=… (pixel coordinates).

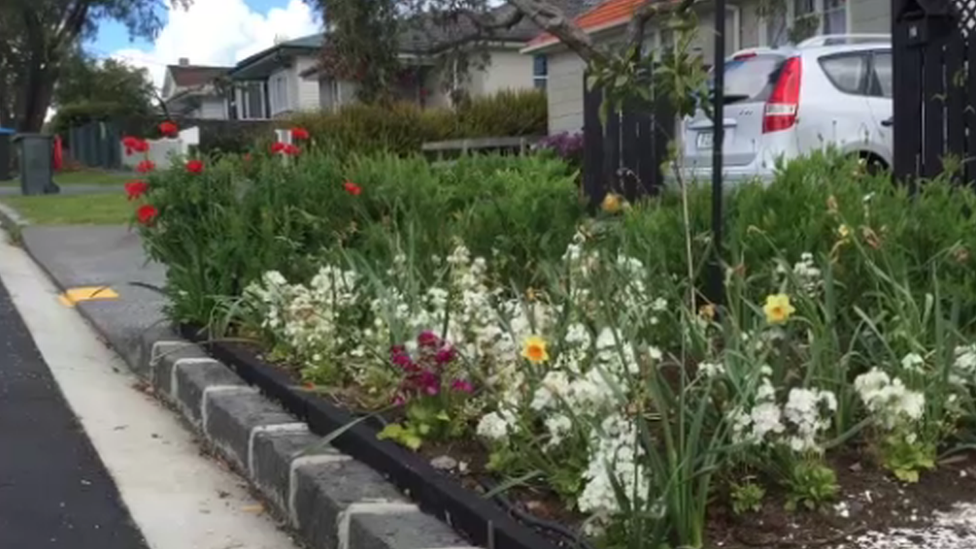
left=526, top=0, right=649, bottom=49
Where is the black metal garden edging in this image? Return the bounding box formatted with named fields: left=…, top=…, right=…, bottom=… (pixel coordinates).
left=178, top=325, right=566, bottom=549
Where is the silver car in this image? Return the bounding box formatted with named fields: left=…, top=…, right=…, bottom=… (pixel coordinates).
left=679, top=34, right=893, bottom=184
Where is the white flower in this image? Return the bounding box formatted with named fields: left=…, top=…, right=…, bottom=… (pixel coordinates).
left=698, top=361, right=725, bottom=378
left=531, top=371, right=572, bottom=411
left=476, top=412, right=511, bottom=441
left=901, top=353, right=925, bottom=372
left=545, top=415, right=573, bottom=448
left=855, top=368, right=926, bottom=429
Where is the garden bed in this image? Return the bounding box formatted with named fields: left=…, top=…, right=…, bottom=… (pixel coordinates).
left=186, top=328, right=976, bottom=549
left=125, top=133, right=976, bottom=549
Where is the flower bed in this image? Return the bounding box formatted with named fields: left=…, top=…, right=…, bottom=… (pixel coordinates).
left=125, top=126, right=976, bottom=549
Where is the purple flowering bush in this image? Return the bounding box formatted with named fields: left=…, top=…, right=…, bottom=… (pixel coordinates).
left=379, top=330, right=477, bottom=449
left=537, top=131, right=583, bottom=170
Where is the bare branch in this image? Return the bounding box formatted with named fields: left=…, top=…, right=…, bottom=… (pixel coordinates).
left=505, top=0, right=606, bottom=64
left=460, top=5, right=524, bottom=31
left=624, top=0, right=696, bottom=50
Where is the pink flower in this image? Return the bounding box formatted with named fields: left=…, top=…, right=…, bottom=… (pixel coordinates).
left=417, top=331, right=440, bottom=348
left=451, top=379, right=474, bottom=394
left=417, top=371, right=440, bottom=395
left=435, top=346, right=456, bottom=365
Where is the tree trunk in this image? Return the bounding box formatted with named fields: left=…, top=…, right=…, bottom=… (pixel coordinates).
left=18, top=65, right=56, bottom=132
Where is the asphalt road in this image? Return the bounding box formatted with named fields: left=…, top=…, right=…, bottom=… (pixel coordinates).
left=0, top=278, right=148, bottom=548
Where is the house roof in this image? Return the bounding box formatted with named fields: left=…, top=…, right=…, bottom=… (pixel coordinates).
left=167, top=64, right=231, bottom=87
left=523, top=0, right=651, bottom=52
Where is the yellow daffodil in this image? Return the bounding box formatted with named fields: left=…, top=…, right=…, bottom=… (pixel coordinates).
left=763, top=293, right=795, bottom=325
left=522, top=335, right=549, bottom=364
left=601, top=193, right=623, bottom=214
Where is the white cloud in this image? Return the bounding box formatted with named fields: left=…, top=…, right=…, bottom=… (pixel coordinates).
left=111, top=0, right=320, bottom=89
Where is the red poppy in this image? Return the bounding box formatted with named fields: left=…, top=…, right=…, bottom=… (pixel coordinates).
left=186, top=159, right=204, bottom=174
left=132, top=138, right=149, bottom=153
left=291, top=127, right=309, bottom=140
left=136, top=160, right=156, bottom=173
left=283, top=144, right=301, bottom=156
left=121, top=136, right=142, bottom=156
left=124, top=180, right=149, bottom=200
left=159, top=121, right=179, bottom=137
left=136, top=204, right=158, bottom=225
left=270, top=142, right=286, bottom=154
left=343, top=180, right=362, bottom=196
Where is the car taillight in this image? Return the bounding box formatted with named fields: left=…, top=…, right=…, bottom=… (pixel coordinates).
left=763, top=57, right=802, bottom=133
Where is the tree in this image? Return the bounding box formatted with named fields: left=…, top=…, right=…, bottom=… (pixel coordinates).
left=0, top=0, right=190, bottom=133
left=55, top=50, right=155, bottom=111
left=49, top=49, right=157, bottom=132
left=309, top=0, right=700, bottom=109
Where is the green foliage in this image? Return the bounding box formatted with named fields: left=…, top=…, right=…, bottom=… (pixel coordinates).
left=784, top=460, right=839, bottom=512
left=879, top=431, right=937, bottom=483
left=51, top=53, right=156, bottom=134
left=136, top=149, right=579, bottom=323
left=313, top=0, right=401, bottom=104
left=282, top=89, right=547, bottom=156
left=730, top=480, right=766, bottom=515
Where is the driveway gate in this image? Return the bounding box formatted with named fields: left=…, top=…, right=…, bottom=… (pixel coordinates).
left=893, top=0, right=976, bottom=185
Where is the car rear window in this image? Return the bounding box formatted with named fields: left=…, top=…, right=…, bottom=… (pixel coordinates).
left=721, top=54, right=786, bottom=103
left=819, top=53, right=869, bottom=95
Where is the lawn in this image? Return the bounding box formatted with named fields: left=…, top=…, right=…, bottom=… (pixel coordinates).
left=0, top=168, right=132, bottom=187
left=1, top=193, right=132, bottom=225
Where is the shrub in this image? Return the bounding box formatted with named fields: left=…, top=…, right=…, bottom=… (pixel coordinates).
left=134, top=147, right=579, bottom=322
left=282, top=89, right=547, bottom=156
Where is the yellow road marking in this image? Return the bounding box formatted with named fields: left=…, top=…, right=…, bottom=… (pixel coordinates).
left=58, top=286, right=120, bottom=307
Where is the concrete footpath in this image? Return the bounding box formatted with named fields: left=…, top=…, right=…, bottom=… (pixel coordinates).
left=0, top=228, right=299, bottom=549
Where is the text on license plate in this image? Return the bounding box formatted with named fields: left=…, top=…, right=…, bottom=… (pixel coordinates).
left=696, top=131, right=713, bottom=149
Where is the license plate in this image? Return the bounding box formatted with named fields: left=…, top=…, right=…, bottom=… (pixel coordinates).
left=697, top=131, right=713, bottom=149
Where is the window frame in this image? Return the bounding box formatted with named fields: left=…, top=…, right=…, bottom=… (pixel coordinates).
left=268, top=72, right=291, bottom=116
left=762, top=0, right=850, bottom=46
left=865, top=49, right=893, bottom=98
left=236, top=81, right=267, bottom=120
left=533, top=54, right=548, bottom=91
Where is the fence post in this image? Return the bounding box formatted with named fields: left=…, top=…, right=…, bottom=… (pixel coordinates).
left=582, top=75, right=605, bottom=208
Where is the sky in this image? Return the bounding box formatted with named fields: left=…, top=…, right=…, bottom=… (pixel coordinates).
left=89, top=0, right=323, bottom=89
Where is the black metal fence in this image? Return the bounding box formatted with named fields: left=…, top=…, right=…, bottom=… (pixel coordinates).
left=581, top=76, right=675, bottom=204
left=893, top=0, right=976, bottom=184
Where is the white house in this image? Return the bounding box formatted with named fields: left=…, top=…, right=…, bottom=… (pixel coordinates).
left=521, top=0, right=891, bottom=134
left=225, top=2, right=590, bottom=119
left=161, top=60, right=233, bottom=119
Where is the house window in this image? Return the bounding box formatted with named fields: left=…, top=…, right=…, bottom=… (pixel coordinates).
left=533, top=55, right=548, bottom=90
left=269, top=72, right=291, bottom=115
left=765, top=0, right=848, bottom=45
left=237, top=81, right=266, bottom=119
left=822, top=0, right=847, bottom=34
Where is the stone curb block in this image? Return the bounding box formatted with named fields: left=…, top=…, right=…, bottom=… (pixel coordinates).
left=143, top=334, right=476, bottom=549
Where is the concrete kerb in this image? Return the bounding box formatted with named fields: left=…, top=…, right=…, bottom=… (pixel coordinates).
left=135, top=328, right=478, bottom=549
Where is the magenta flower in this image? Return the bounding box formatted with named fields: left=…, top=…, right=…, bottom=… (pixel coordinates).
left=416, top=371, right=441, bottom=395
left=435, top=346, right=457, bottom=365
left=417, top=331, right=441, bottom=348
left=451, top=379, right=474, bottom=394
